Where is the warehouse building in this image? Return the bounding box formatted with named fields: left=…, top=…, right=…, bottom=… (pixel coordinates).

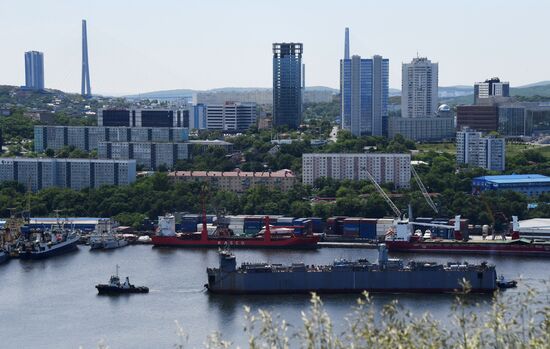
left=472, top=174, right=550, bottom=197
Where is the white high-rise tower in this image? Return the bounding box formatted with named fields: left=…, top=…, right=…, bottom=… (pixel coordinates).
left=401, top=57, right=438, bottom=118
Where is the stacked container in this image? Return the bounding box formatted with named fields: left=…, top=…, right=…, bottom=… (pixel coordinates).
left=244, top=216, right=264, bottom=235
left=307, top=217, right=325, bottom=234
left=326, top=216, right=348, bottom=235
left=180, top=214, right=201, bottom=232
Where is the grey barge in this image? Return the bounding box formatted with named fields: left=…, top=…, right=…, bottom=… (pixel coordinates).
left=206, top=245, right=498, bottom=294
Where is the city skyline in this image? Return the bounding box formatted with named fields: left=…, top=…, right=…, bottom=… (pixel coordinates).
left=1, top=0, right=549, bottom=95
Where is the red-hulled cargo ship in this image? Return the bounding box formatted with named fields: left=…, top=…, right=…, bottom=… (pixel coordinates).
left=152, top=215, right=319, bottom=249
left=385, top=216, right=550, bottom=257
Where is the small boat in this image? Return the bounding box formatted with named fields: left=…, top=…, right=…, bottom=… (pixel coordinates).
left=90, top=235, right=129, bottom=250
left=89, top=221, right=128, bottom=250
left=497, top=275, right=518, bottom=289
left=96, top=265, right=149, bottom=295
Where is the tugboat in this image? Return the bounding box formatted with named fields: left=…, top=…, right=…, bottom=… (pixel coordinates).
left=95, top=265, right=149, bottom=295
left=497, top=275, right=518, bottom=289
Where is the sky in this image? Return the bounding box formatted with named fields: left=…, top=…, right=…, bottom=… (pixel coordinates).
left=1, top=0, right=549, bottom=95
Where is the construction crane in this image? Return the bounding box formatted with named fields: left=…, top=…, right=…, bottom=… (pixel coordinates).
left=410, top=165, right=438, bottom=214
left=363, top=169, right=402, bottom=218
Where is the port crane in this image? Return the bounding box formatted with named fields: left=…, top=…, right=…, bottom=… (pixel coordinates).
left=363, top=169, right=402, bottom=218
left=363, top=168, right=459, bottom=241
left=410, top=165, right=438, bottom=214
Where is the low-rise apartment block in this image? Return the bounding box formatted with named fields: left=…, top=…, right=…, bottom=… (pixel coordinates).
left=168, top=169, right=296, bottom=193
left=302, top=153, right=411, bottom=188
left=0, top=158, right=136, bottom=191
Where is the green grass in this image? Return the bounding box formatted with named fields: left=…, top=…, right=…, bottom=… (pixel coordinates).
left=416, top=142, right=455, bottom=154
left=416, top=142, right=550, bottom=159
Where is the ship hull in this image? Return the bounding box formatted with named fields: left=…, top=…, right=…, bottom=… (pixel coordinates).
left=96, top=285, right=149, bottom=295
left=19, top=237, right=79, bottom=260
left=206, top=269, right=497, bottom=294
left=385, top=240, right=550, bottom=257
left=152, top=236, right=319, bottom=249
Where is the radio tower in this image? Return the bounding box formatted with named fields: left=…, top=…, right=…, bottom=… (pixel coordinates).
left=81, top=19, right=92, bottom=98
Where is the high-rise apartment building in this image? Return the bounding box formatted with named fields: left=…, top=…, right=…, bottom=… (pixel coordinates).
left=302, top=153, right=411, bottom=188
left=206, top=102, right=257, bottom=131
left=24, top=51, right=44, bottom=90
left=456, top=130, right=505, bottom=171
left=273, top=43, right=303, bottom=129
left=401, top=57, right=438, bottom=118
left=474, top=78, right=509, bottom=105
left=0, top=158, right=136, bottom=192
left=98, top=109, right=190, bottom=128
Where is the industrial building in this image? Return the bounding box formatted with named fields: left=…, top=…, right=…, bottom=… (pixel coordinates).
left=34, top=126, right=189, bottom=152
left=472, top=174, right=550, bottom=196
left=0, top=157, right=136, bottom=191
left=168, top=169, right=296, bottom=193
left=302, top=153, right=411, bottom=188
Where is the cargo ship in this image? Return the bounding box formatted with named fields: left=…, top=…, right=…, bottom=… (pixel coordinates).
left=152, top=215, right=319, bottom=249
left=205, top=244, right=499, bottom=294
left=385, top=216, right=550, bottom=257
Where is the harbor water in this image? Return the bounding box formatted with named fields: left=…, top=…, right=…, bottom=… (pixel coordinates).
left=0, top=245, right=549, bottom=349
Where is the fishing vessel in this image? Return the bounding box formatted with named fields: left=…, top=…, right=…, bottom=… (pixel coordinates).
left=152, top=214, right=319, bottom=249
left=385, top=216, right=550, bottom=257
left=18, top=218, right=79, bottom=260
left=96, top=265, right=149, bottom=295
left=205, top=244, right=500, bottom=294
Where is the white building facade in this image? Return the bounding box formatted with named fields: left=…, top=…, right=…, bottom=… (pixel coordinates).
left=302, top=153, right=411, bottom=188
left=401, top=57, right=438, bottom=118
left=456, top=130, right=505, bottom=171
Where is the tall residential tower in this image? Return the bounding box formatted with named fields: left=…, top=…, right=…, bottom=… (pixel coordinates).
left=401, top=57, right=438, bottom=118
left=81, top=19, right=92, bottom=98
left=340, top=28, right=389, bottom=136
left=272, top=43, right=303, bottom=129
left=24, top=51, right=44, bottom=90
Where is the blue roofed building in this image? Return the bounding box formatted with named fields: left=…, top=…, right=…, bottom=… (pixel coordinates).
left=472, top=174, right=550, bottom=196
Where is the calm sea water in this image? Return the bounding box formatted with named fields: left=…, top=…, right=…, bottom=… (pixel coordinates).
left=0, top=245, right=548, bottom=349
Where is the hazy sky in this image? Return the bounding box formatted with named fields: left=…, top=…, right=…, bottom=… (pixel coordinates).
left=1, top=0, right=549, bottom=95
